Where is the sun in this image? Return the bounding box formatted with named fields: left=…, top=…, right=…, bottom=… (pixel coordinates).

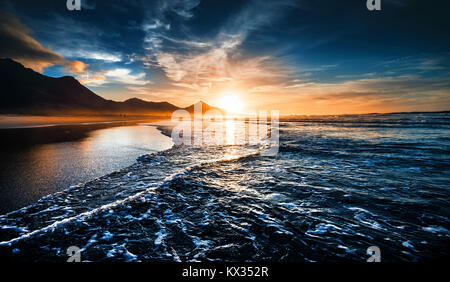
left=218, top=95, right=244, bottom=114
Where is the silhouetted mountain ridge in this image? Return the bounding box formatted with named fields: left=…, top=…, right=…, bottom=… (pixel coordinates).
left=0, top=58, right=221, bottom=116
left=184, top=101, right=223, bottom=114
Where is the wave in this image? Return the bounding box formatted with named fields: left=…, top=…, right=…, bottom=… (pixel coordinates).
left=0, top=145, right=261, bottom=246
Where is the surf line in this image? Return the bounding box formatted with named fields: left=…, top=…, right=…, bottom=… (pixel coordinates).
left=0, top=149, right=260, bottom=247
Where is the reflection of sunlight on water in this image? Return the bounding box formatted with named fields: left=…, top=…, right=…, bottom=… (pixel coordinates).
left=225, top=119, right=236, bottom=145
left=223, top=147, right=241, bottom=161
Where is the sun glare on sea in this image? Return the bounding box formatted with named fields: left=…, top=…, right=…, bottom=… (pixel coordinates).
left=218, top=95, right=244, bottom=114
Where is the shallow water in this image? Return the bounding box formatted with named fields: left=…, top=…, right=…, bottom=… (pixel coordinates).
left=0, top=112, right=449, bottom=262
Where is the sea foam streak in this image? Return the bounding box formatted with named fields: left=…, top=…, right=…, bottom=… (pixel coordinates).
left=0, top=145, right=261, bottom=246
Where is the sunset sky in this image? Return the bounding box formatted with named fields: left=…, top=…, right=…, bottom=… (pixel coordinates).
left=0, top=0, right=449, bottom=114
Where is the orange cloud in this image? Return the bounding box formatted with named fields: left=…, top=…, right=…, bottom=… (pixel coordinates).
left=79, top=75, right=106, bottom=86
left=64, top=60, right=88, bottom=73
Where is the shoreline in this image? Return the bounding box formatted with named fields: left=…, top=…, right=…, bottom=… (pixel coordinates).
left=0, top=131, right=174, bottom=218
left=0, top=118, right=170, bottom=148
left=0, top=121, right=174, bottom=215
left=0, top=124, right=180, bottom=245
left=0, top=115, right=167, bottom=129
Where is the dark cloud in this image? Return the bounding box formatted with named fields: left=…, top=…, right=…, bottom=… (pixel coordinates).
left=0, top=12, right=87, bottom=73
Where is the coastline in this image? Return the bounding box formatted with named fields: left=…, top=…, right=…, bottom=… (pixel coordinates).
left=0, top=117, right=169, bottom=147
left=0, top=114, right=168, bottom=129
left=0, top=121, right=174, bottom=214
left=0, top=130, right=263, bottom=261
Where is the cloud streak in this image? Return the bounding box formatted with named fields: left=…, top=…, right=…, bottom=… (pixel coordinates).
left=140, top=0, right=296, bottom=102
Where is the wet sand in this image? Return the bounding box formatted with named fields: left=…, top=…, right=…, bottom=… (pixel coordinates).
left=0, top=115, right=164, bottom=147
left=0, top=115, right=164, bottom=129
left=0, top=118, right=173, bottom=214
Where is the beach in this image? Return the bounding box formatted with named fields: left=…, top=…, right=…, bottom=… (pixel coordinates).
left=0, top=117, right=173, bottom=213
left=0, top=112, right=449, bottom=262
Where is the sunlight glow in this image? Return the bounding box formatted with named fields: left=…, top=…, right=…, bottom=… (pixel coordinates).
left=218, top=95, right=244, bottom=114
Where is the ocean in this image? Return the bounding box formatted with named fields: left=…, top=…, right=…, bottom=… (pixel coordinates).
left=0, top=112, right=449, bottom=262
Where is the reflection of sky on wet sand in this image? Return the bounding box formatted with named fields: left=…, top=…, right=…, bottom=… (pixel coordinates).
left=0, top=125, right=173, bottom=214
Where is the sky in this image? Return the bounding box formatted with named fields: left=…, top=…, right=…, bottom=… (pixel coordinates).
left=0, top=0, right=449, bottom=115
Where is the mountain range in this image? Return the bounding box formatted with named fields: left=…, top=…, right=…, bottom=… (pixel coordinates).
left=0, top=58, right=221, bottom=116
